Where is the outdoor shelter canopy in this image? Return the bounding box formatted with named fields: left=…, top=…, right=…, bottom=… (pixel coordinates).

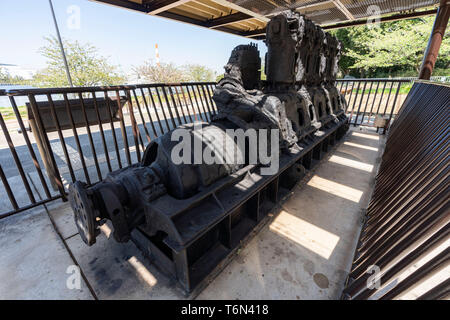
left=91, top=0, right=441, bottom=39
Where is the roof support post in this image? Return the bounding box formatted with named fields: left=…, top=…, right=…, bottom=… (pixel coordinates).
left=419, top=0, right=450, bottom=80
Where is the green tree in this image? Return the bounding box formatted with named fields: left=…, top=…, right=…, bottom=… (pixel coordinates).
left=32, top=36, right=125, bottom=87
left=183, top=64, right=216, bottom=82
left=216, top=74, right=224, bottom=82
left=331, top=17, right=450, bottom=78
left=133, top=60, right=186, bottom=83
left=0, top=67, right=9, bottom=83
left=0, top=67, right=26, bottom=84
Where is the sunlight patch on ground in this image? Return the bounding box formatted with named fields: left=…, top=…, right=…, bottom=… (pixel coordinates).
left=99, top=223, right=112, bottom=238
left=269, top=210, right=340, bottom=259
left=343, top=141, right=379, bottom=151
left=351, top=132, right=380, bottom=140
left=307, top=176, right=363, bottom=203
left=328, top=155, right=374, bottom=172
left=128, top=256, right=158, bottom=287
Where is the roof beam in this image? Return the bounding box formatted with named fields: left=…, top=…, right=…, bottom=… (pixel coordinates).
left=91, top=0, right=149, bottom=12
left=147, top=0, right=192, bottom=15
left=205, top=12, right=252, bottom=28
left=241, top=28, right=266, bottom=37
left=157, top=10, right=247, bottom=36
left=207, top=0, right=270, bottom=22
left=294, top=0, right=333, bottom=13
left=331, top=0, right=355, bottom=20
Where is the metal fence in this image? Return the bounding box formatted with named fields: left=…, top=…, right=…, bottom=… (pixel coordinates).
left=0, top=78, right=414, bottom=218
left=0, top=82, right=217, bottom=218
left=336, top=78, right=414, bottom=129
left=342, top=81, right=449, bottom=300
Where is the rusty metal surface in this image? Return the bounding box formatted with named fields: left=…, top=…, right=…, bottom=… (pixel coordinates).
left=65, top=12, right=349, bottom=293
left=336, top=78, right=413, bottom=130
left=419, top=0, right=450, bottom=80
left=90, top=0, right=440, bottom=39
left=0, top=82, right=217, bottom=219
left=342, top=80, right=450, bottom=300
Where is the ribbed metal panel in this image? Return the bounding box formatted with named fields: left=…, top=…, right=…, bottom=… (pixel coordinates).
left=229, top=0, right=439, bottom=23
left=342, top=0, right=439, bottom=19
left=342, top=81, right=450, bottom=300
left=303, top=6, right=348, bottom=24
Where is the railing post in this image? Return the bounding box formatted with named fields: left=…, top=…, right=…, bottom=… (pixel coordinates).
left=419, top=0, right=450, bottom=80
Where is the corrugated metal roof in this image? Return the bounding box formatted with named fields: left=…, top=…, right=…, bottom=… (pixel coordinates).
left=90, top=0, right=440, bottom=38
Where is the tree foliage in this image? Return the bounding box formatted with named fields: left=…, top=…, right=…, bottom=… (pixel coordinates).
left=331, top=17, right=450, bottom=77
left=183, top=64, right=216, bottom=82
left=133, top=61, right=216, bottom=83
left=32, top=36, right=125, bottom=87
left=0, top=67, right=9, bottom=83
left=0, top=67, right=25, bottom=84
left=133, top=60, right=185, bottom=83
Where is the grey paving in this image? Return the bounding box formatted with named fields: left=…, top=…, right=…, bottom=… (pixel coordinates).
left=0, top=126, right=386, bottom=300
left=0, top=207, right=93, bottom=299
left=197, top=127, right=385, bottom=299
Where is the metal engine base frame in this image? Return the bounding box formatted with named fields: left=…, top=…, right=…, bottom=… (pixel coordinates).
left=130, top=121, right=348, bottom=293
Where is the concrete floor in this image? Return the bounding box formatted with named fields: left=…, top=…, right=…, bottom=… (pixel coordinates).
left=0, top=126, right=386, bottom=300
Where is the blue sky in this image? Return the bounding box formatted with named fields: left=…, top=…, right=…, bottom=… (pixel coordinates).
left=0, top=0, right=266, bottom=78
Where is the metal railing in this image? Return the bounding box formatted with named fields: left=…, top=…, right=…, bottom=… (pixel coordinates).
left=342, top=81, right=449, bottom=300
left=0, top=82, right=217, bottom=218
left=336, top=78, right=416, bottom=130
left=0, top=78, right=415, bottom=218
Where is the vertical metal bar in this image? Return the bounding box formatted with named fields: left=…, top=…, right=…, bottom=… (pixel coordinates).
left=156, top=86, right=175, bottom=130
left=205, top=84, right=216, bottom=115
left=166, top=85, right=183, bottom=126
left=183, top=85, right=198, bottom=122
left=92, top=91, right=112, bottom=173
left=341, top=81, right=350, bottom=112
left=0, top=164, right=18, bottom=210
left=367, top=81, right=381, bottom=125
left=353, top=81, right=368, bottom=126
left=189, top=85, right=205, bottom=121
left=132, top=89, right=151, bottom=143
left=138, top=87, right=158, bottom=139
left=28, top=94, right=66, bottom=199
left=375, top=81, right=388, bottom=115
left=46, top=94, right=76, bottom=182
left=419, top=0, right=450, bottom=80
left=174, top=85, right=191, bottom=123
left=338, top=80, right=344, bottom=92
left=115, top=90, right=132, bottom=166
left=8, top=96, right=51, bottom=198
left=348, top=81, right=361, bottom=125
left=200, top=84, right=214, bottom=118
left=48, top=0, right=73, bottom=87
left=359, top=80, right=374, bottom=125
left=173, top=85, right=188, bottom=123
left=0, top=111, right=36, bottom=203
left=179, top=85, right=195, bottom=123
left=145, top=87, right=165, bottom=136
left=78, top=92, right=102, bottom=181
left=63, top=93, right=91, bottom=184
left=385, top=82, right=402, bottom=133
left=104, top=90, right=122, bottom=169
left=345, top=81, right=355, bottom=114
left=194, top=84, right=209, bottom=121
left=381, top=81, right=395, bottom=116
left=125, top=89, right=143, bottom=162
